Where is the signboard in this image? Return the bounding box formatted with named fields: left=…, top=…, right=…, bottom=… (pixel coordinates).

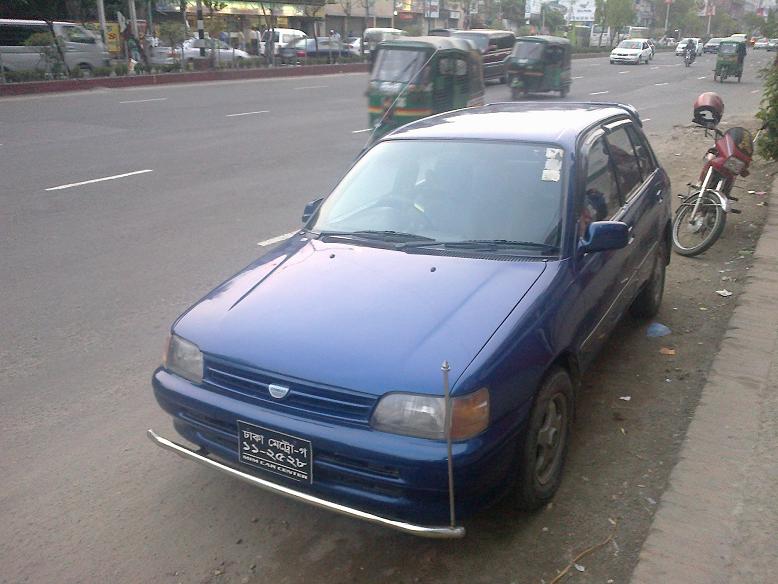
left=105, top=22, right=121, bottom=54
left=568, top=0, right=596, bottom=21
left=696, top=0, right=715, bottom=16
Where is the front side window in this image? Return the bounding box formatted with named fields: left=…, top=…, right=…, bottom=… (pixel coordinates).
left=580, top=136, right=620, bottom=237
left=625, top=125, right=656, bottom=179
left=310, top=140, right=565, bottom=250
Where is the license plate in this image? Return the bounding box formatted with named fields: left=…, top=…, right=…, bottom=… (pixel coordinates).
left=237, top=421, right=313, bottom=483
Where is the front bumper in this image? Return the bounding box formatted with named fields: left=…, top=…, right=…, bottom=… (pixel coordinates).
left=152, top=368, right=524, bottom=534
left=148, top=428, right=465, bottom=538
left=611, top=54, right=640, bottom=63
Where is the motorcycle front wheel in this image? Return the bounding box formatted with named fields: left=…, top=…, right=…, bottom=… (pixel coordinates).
left=672, top=191, right=726, bottom=256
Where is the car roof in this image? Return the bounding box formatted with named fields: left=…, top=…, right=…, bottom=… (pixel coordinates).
left=516, top=35, right=570, bottom=44
left=383, top=102, right=636, bottom=147
left=379, top=35, right=477, bottom=51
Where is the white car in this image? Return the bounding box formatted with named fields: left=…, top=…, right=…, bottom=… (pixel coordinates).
left=754, top=38, right=770, bottom=50
left=610, top=39, right=652, bottom=64
left=675, top=37, right=703, bottom=56
left=182, top=38, right=250, bottom=64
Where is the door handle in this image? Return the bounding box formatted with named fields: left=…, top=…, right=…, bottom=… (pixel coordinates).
left=655, top=189, right=664, bottom=202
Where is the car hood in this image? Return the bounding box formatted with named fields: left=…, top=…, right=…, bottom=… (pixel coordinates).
left=175, top=238, right=547, bottom=396
left=612, top=48, right=641, bottom=54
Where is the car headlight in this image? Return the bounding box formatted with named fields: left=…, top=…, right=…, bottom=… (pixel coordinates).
left=371, top=387, right=489, bottom=440
left=163, top=334, right=203, bottom=384
left=722, top=156, right=746, bottom=174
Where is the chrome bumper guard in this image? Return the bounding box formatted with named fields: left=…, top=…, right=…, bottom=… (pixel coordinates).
left=147, top=429, right=466, bottom=539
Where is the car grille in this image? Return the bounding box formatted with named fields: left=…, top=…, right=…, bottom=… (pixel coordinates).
left=202, top=356, right=378, bottom=425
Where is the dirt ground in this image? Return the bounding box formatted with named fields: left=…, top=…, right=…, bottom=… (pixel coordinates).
left=168, top=118, right=775, bottom=584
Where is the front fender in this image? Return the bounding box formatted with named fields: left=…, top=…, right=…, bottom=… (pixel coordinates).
left=679, top=189, right=730, bottom=213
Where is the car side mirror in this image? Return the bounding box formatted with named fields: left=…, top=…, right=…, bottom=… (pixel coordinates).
left=301, top=197, right=323, bottom=224
left=579, top=221, right=629, bottom=254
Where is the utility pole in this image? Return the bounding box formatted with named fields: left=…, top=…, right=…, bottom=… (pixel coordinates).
left=96, top=0, right=107, bottom=44
left=196, top=0, right=205, bottom=57
left=664, top=0, right=671, bottom=37
left=128, top=0, right=139, bottom=39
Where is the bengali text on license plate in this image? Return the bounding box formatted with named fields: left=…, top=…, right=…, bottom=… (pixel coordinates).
left=237, top=421, right=312, bottom=483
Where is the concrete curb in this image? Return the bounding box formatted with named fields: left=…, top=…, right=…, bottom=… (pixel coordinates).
left=0, top=62, right=368, bottom=97
left=630, top=176, right=778, bottom=583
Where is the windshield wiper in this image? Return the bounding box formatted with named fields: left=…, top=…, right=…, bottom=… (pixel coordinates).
left=318, top=230, right=436, bottom=244
left=400, top=239, right=559, bottom=253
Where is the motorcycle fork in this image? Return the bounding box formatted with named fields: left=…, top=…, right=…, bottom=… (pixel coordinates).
left=689, top=166, right=714, bottom=221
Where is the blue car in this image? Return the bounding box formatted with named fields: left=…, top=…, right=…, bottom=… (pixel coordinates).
left=150, top=103, right=671, bottom=538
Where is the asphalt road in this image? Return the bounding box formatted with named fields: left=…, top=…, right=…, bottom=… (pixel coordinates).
left=0, top=49, right=773, bottom=584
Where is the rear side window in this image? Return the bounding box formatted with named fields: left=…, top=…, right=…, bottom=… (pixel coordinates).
left=584, top=136, right=621, bottom=220
left=605, top=126, right=642, bottom=198
left=0, top=23, right=48, bottom=46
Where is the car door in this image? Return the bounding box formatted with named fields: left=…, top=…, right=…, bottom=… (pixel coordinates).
left=573, top=129, right=632, bottom=368
left=602, top=119, right=665, bottom=308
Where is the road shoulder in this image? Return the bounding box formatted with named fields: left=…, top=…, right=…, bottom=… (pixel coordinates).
left=630, top=176, right=778, bottom=583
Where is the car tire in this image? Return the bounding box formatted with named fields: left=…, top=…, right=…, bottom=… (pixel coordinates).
left=629, top=240, right=667, bottom=319
left=513, top=367, right=574, bottom=511
left=78, top=63, right=93, bottom=77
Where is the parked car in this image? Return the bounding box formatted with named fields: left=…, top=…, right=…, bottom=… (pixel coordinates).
left=182, top=37, right=250, bottom=64
left=704, top=38, right=723, bottom=53
left=754, top=38, right=770, bottom=50
left=675, top=37, right=702, bottom=56
left=278, top=37, right=351, bottom=63
left=150, top=101, right=671, bottom=537
left=347, top=36, right=362, bottom=56
left=259, top=28, right=307, bottom=56
left=610, top=38, right=652, bottom=64
left=0, top=18, right=111, bottom=74
left=768, top=38, right=778, bottom=51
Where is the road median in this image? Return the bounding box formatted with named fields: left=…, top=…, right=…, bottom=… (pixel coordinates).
left=0, top=62, right=368, bottom=97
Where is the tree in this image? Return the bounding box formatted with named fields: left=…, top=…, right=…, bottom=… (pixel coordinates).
left=4, top=0, right=70, bottom=73
left=159, top=20, right=187, bottom=62
left=756, top=54, right=778, bottom=160
left=604, top=0, right=634, bottom=44
left=338, top=0, right=354, bottom=38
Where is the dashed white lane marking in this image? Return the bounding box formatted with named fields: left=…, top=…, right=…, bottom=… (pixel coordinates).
left=651, top=66, right=660, bottom=70
left=655, top=82, right=670, bottom=86
left=45, top=169, right=153, bottom=191
left=351, top=128, right=372, bottom=134
left=618, top=70, right=630, bottom=74
left=257, top=231, right=298, bottom=246
left=119, top=97, right=168, bottom=104
left=642, top=118, right=652, bottom=122
left=697, top=75, right=707, bottom=79
left=572, top=75, right=584, bottom=79
left=295, top=85, right=328, bottom=90
left=751, top=89, right=761, bottom=93
left=590, top=90, right=609, bottom=95
left=226, top=110, right=269, bottom=117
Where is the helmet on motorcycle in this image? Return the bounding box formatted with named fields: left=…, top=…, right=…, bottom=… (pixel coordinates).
left=693, top=92, right=724, bottom=128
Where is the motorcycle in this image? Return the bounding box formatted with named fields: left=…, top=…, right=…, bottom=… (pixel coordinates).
left=684, top=47, right=696, bottom=66
left=672, top=92, right=760, bottom=256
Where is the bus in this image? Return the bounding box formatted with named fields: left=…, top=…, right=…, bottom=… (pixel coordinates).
left=590, top=26, right=650, bottom=47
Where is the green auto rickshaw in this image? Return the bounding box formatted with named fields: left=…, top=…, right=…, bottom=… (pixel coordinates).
left=714, top=39, right=746, bottom=82
left=506, top=35, right=572, bottom=99
left=367, top=36, right=485, bottom=140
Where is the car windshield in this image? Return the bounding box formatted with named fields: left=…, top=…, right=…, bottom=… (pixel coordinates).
left=452, top=32, right=489, bottom=51
left=617, top=40, right=642, bottom=49
left=371, top=49, right=428, bottom=82
left=309, top=140, right=565, bottom=251
left=512, top=41, right=544, bottom=60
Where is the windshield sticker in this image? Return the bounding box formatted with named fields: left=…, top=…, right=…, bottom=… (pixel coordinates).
left=544, top=157, right=562, bottom=172
left=542, top=169, right=561, bottom=182
left=545, top=147, right=563, bottom=160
